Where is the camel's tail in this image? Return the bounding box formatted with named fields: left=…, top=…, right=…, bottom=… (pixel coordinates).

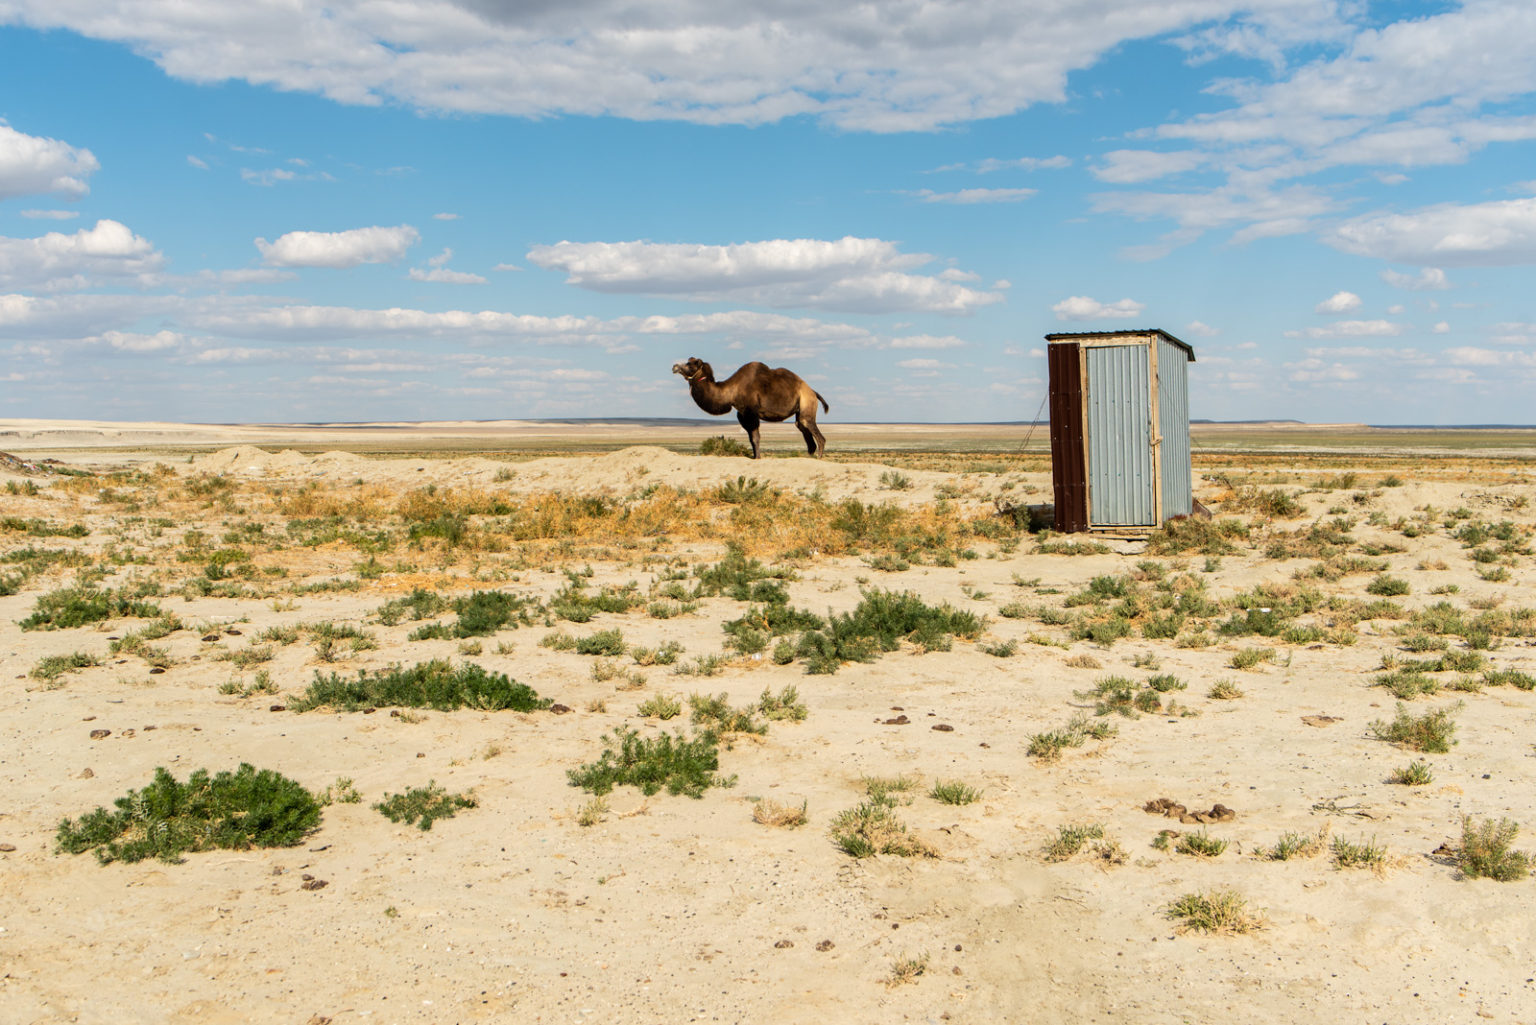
left=815, top=390, right=829, bottom=414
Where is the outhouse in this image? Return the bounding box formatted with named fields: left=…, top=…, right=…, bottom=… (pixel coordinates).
left=1044, top=329, right=1195, bottom=533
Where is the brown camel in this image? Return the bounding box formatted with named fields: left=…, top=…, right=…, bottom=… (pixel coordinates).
left=671, top=357, right=829, bottom=458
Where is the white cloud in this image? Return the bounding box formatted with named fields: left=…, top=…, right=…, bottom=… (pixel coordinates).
left=0, top=220, right=164, bottom=290
left=1283, top=319, right=1405, bottom=339
left=526, top=237, right=1003, bottom=314
left=1314, top=290, right=1361, bottom=314
left=1327, top=196, right=1536, bottom=266
left=408, top=267, right=489, bottom=284
left=186, top=155, right=209, bottom=169
left=897, top=358, right=952, bottom=370
left=977, top=155, right=1072, bottom=173
left=493, top=262, right=522, bottom=272
left=1184, top=320, right=1220, bottom=337
left=189, top=304, right=603, bottom=341
left=1082, top=3, right=1536, bottom=248
left=20, top=209, right=79, bottom=220
left=1381, top=267, right=1450, bottom=290
left=1386, top=304, right=1405, bottom=314
left=255, top=225, right=420, bottom=268
left=1286, top=358, right=1360, bottom=383
left=0, top=122, right=99, bottom=200
left=906, top=187, right=1036, bottom=204
left=96, top=329, right=184, bottom=353
left=1091, top=149, right=1207, bottom=184
left=1432, top=321, right=1450, bottom=334
left=1091, top=183, right=1337, bottom=255
left=428, top=248, right=453, bottom=268
left=433, top=212, right=460, bottom=221
left=1051, top=296, right=1145, bottom=321
left=0, top=1, right=1363, bottom=133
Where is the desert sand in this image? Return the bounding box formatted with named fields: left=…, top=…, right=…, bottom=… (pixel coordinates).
left=2, top=421, right=1534, bottom=1024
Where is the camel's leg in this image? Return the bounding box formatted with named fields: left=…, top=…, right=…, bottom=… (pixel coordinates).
left=796, top=418, right=817, bottom=456
left=797, top=412, right=825, bottom=457
left=737, top=409, right=762, bottom=459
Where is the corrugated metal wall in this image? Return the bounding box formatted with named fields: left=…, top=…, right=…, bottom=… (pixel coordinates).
left=1157, top=336, right=1192, bottom=518
left=1085, top=344, right=1155, bottom=526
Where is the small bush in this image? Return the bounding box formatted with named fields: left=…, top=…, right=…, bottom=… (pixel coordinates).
left=1458, top=816, right=1532, bottom=881
left=637, top=693, right=682, bottom=719
left=292, top=660, right=550, bottom=712
left=1366, top=574, right=1410, bottom=597
left=757, top=684, right=808, bottom=722
left=1331, top=835, right=1389, bottom=871
left=575, top=628, right=627, bottom=656
left=1165, top=890, right=1264, bottom=934
left=829, top=801, right=935, bottom=858
left=1079, top=675, right=1137, bottom=717
left=1374, top=669, right=1439, bottom=700
left=700, top=435, right=751, bottom=457
left=375, top=783, right=477, bottom=830
left=1146, top=673, right=1186, bottom=693
left=752, top=799, right=809, bottom=828
left=56, top=764, right=321, bottom=864
left=1207, top=679, right=1245, bottom=700
left=1258, top=825, right=1329, bottom=861
left=1387, top=760, right=1434, bottom=785
left=30, top=651, right=100, bottom=683
left=1370, top=702, right=1460, bottom=753
left=1044, top=823, right=1104, bottom=862
left=21, top=587, right=162, bottom=631
left=930, top=780, right=983, bottom=805
left=567, top=726, right=730, bottom=798
left=1176, top=830, right=1228, bottom=857
left=1229, top=647, right=1276, bottom=670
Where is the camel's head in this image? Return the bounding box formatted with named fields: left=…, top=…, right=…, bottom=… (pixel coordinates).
left=671, top=357, right=709, bottom=382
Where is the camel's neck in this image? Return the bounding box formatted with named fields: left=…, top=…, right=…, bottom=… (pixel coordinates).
left=688, top=375, right=734, bottom=415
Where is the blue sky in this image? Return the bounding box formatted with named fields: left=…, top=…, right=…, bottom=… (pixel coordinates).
left=2, top=0, right=1535, bottom=425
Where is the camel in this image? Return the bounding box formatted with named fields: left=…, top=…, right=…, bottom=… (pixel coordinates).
left=671, top=357, right=829, bottom=458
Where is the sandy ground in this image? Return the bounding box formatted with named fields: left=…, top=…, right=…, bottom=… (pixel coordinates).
left=2, top=428, right=1535, bottom=1024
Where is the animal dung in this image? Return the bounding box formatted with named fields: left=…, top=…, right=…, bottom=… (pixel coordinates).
left=1143, top=797, right=1236, bottom=824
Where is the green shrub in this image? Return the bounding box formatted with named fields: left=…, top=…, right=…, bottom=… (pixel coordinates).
left=757, top=684, right=808, bottom=722
left=793, top=589, right=981, bottom=674
left=700, top=435, right=751, bottom=457
left=574, top=628, right=626, bottom=656
left=56, top=764, right=321, bottom=864
left=551, top=581, right=643, bottom=623
left=930, top=780, right=983, bottom=805
left=292, top=660, right=550, bottom=712
left=829, top=801, right=934, bottom=859
left=1366, top=574, right=1410, bottom=596
left=1330, top=835, right=1389, bottom=870
left=21, top=587, right=162, bottom=631
left=688, top=693, right=767, bottom=735
left=1044, top=823, right=1104, bottom=862
left=1176, top=830, right=1228, bottom=857
left=375, top=588, right=450, bottom=625
left=30, top=651, right=100, bottom=682
left=1458, top=817, right=1533, bottom=881
left=1229, top=646, right=1276, bottom=670
left=637, top=693, right=682, bottom=719
left=1370, top=702, right=1460, bottom=753
left=1387, top=760, right=1434, bottom=785
left=1374, top=669, right=1439, bottom=700
left=567, top=726, right=731, bottom=798
left=374, top=783, right=477, bottom=830
left=1165, top=890, right=1263, bottom=933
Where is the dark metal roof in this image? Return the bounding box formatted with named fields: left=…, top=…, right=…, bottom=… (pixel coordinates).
left=1044, top=328, right=1195, bottom=362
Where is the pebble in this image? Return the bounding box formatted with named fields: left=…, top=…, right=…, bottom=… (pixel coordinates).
left=89, top=729, right=110, bottom=740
